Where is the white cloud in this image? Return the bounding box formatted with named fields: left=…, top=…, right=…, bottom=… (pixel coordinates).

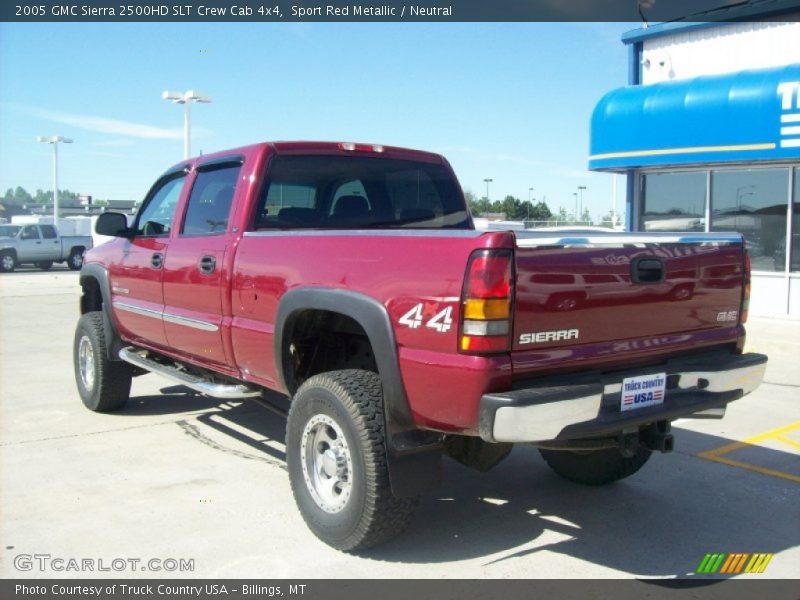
left=3, top=103, right=197, bottom=140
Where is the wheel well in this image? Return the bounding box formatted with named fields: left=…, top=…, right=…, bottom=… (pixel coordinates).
left=80, top=276, right=103, bottom=314
left=1, top=248, right=17, bottom=258
left=70, top=246, right=86, bottom=255
left=283, top=309, right=378, bottom=395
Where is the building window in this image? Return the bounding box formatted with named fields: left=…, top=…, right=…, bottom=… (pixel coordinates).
left=710, top=168, right=789, bottom=272
left=641, top=171, right=706, bottom=231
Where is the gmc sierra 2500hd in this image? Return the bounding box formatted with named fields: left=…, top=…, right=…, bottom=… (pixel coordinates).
left=73, top=141, right=767, bottom=551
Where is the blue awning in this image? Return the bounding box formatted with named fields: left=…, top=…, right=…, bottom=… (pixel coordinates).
left=589, top=64, right=800, bottom=171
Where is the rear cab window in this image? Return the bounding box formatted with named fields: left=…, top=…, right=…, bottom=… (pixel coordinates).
left=252, top=155, right=469, bottom=230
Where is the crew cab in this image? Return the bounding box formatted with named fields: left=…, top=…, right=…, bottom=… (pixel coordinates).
left=73, top=141, right=767, bottom=551
left=0, top=223, right=92, bottom=272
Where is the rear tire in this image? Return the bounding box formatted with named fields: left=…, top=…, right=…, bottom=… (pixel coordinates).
left=68, top=248, right=84, bottom=271
left=73, top=312, right=132, bottom=412
left=539, top=446, right=652, bottom=486
left=286, top=369, right=417, bottom=551
left=37, top=261, right=53, bottom=271
left=0, top=251, right=16, bottom=273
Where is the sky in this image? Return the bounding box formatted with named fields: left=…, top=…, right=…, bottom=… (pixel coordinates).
left=0, top=22, right=636, bottom=220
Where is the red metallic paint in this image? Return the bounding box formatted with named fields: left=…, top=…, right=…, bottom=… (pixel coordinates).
left=83, top=141, right=749, bottom=435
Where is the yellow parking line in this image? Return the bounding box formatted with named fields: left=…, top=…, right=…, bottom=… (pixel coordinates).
left=696, top=420, right=800, bottom=484
left=774, top=435, right=800, bottom=451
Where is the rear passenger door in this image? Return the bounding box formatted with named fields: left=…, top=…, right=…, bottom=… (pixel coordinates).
left=161, top=158, right=242, bottom=366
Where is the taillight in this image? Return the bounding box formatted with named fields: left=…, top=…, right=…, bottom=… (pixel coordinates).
left=459, top=249, right=513, bottom=354
left=741, top=249, right=751, bottom=324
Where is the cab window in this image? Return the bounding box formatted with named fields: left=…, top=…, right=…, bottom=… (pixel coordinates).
left=182, top=164, right=240, bottom=235
left=134, top=174, right=187, bottom=237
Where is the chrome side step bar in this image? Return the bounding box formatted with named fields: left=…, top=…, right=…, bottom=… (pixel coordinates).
left=118, top=347, right=262, bottom=400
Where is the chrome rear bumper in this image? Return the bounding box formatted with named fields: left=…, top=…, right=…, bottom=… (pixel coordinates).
left=478, top=352, right=767, bottom=443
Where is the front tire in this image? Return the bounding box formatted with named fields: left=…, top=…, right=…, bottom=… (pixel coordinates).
left=539, top=446, right=652, bottom=486
left=73, top=312, right=132, bottom=411
left=286, top=369, right=417, bottom=552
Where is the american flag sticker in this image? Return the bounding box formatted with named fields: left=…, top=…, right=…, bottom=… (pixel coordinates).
left=620, top=372, right=667, bottom=412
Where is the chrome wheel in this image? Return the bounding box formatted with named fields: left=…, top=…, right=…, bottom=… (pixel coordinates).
left=1, top=254, right=14, bottom=271
left=70, top=252, right=83, bottom=269
left=78, top=335, right=95, bottom=391
left=300, top=414, right=353, bottom=514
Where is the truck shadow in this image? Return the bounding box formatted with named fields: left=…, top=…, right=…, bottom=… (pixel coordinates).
left=126, top=386, right=798, bottom=578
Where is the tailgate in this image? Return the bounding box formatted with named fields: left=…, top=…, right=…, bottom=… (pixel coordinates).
left=512, top=232, right=745, bottom=356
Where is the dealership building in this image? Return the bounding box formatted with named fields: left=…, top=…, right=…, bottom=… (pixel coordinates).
left=590, top=3, right=800, bottom=316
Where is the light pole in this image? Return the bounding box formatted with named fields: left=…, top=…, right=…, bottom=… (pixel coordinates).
left=483, top=178, right=493, bottom=203
left=573, top=192, right=578, bottom=222
left=162, top=90, right=212, bottom=159
left=577, top=186, right=587, bottom=222
left=36, top=136, right=73, bottom=222
left=527, top=187, right=534, bottom=221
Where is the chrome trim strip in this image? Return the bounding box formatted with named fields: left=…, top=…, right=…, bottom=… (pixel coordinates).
left=119, top=348, right=261, bottom=400
left=113, top=300, right=219, bottom=332
left=514, top=232, right=743, bottom=249
left=113, top=301, right=163, bottom=320
left=243, top=229, right=485, bottom=238
left=162, top=313, right=219, bottom=332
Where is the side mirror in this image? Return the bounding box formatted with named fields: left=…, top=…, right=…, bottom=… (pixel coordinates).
left=95, top=212, right=130, bottom=237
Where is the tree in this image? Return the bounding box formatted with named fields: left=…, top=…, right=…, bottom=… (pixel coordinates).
left=557, top=207, right=569, bottom=223
left=530, top=201, right=552, bottom=220
left=581, top=208, right=592, bottom=224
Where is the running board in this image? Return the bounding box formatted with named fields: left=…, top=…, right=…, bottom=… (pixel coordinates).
left=118, top=347, right=262, bottom=400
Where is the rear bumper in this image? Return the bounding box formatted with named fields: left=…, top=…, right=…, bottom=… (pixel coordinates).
left=478, top=351, right=767, bottom=443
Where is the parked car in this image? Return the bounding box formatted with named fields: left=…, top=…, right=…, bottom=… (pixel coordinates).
left=73, top=141, right=766, bottom=551
left=0, top=223, right=93, bottom=272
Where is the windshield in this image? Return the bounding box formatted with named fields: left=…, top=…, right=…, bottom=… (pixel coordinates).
left=253, top=155, right=471, bottom=230
left=0, top=225, right=21, bottom=237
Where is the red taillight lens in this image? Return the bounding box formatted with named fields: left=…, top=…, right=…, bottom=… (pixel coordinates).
left=741, top=249, right=751, bottom=324
left=466, top=253, right=511, bottom=298
left=460, top=249, right=513, bottom=354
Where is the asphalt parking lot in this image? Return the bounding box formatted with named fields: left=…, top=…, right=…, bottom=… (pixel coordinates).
left=1, top=268, right=798, bottom=579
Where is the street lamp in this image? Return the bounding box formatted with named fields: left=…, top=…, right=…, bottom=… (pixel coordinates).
left=577, top=186, right=587, bottom=222
left=483, top=178, right=493, bottom=203
left=162, top=89, right=212, bottom=159
left=36, top=136, right=73, bottom=222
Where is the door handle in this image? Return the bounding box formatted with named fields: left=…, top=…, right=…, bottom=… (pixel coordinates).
left=199, top=255, right=216, bottom=275
left=151, top=253, right=164, bottom=269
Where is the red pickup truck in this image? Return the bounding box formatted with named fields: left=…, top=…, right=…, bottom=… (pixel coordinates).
left=74, top=141, right=767, bottom=551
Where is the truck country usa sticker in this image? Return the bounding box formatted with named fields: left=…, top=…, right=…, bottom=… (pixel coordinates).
left=621, top=372, right=667, bottom=411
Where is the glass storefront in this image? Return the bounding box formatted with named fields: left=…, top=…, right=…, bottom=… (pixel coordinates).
left=640, top=165, right=798, bottom=273
left=710, top=168, right=789, bottom=272
left=642, top=171, right=706, bottom=232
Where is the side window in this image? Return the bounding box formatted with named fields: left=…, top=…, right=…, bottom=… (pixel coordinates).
left=135, top=175, right=187, bottom=237
left=182, top=164, right=241, bottom=235
left=40, top=225, right=57, bottom=239
left=21, top=226, right=40, bottom=240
